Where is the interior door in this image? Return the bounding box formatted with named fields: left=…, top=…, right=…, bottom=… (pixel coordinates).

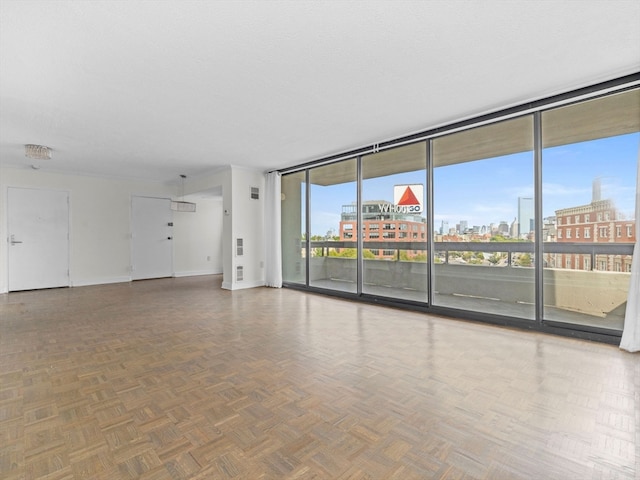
left=131, top=196, right=173, bottom=280
left=8, top=187, right=70, bottom=291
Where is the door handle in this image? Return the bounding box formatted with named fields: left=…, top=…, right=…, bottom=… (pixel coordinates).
left=10, top=235, right=22, bottom=245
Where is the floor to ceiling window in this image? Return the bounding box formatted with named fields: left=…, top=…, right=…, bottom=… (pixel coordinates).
left=541, top=88, right=639, bottom=331
left=280, top=79, right=638, bottom=341
left=308, top=159, right=358, bottom=293
left=361, top=142, right=427, bottom=301
left=281, top=171, right=306, bottom=285
left=432, top=115, right=536, bottom=319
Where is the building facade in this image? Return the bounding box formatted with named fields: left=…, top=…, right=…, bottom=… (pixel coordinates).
left=339, top=200, right=427, bottom=259
left=552, top=181, right=636, bottom=272
left=518, top=197, right=534, bottom=237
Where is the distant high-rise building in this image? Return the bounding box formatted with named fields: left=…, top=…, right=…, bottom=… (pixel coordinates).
left=459, top=220, right=468, bottom=234
left=518, top=197, right=534, bottom=237
left=510, top=217, right=518, bottom=238
left=440, top=220, right=449, bottom=235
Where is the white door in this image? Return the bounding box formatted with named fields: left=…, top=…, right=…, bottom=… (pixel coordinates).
left=8, top=187, right=70, bottom=291
left=131, top=196, right=173, bottom=280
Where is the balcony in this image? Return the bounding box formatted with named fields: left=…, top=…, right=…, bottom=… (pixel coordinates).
left=305, top=241, right=633, bottom=332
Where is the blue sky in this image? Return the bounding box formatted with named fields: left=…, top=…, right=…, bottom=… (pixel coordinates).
left=307, top=133, right=639, bottom=236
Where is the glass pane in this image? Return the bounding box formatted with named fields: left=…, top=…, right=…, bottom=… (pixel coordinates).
left=433, top=115, right=535, bottom=319
left=309, top=159, right=358, bottom=292
left=542, top=88, right=639, bottom=330
left=281, top=171, right=307, bottom=284
left=361, top=142, right=427, bottom=301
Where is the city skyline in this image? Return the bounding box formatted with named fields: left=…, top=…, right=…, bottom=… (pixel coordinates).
left=308, top=133, right=638, bottom=236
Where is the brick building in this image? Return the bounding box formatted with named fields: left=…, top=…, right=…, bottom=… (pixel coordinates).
left=552, top=180, right=635, bottom=272
left=339, top=201, right=427, bottom=259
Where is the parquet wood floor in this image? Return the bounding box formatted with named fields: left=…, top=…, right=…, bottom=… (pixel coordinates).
left=0, top=275, right=637, bottom=479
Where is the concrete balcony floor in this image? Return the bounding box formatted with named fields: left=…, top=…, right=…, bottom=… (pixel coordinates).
left=309, top=279, right=625, bottom=332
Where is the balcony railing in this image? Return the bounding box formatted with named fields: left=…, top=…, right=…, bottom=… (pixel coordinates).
left=309, top=240, right=633, bottom=268
left=301, top=241, right=634, bottom=330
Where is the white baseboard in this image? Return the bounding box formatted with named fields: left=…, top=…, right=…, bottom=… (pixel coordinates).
left=174, top=269, right=222, bottom=278
left=71, top=276, right=132, bottom=287
left=221, top=279, right=265, bottom=291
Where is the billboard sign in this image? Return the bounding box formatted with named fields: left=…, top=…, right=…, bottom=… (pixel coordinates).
left=392, top=184, right=423, bottom=213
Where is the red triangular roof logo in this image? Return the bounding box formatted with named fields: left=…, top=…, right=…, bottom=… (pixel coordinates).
left=397, top=186, right=420, bottom=205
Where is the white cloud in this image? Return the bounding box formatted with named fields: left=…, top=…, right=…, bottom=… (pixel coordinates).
left=542, top=183, right=590, bottom=196
left=503, top=185, right=534, bottom=198
left=473, top=203, right=512, bottom=214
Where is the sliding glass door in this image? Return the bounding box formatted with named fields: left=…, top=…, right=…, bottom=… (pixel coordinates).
left=361, top=142, right=427, bottom=301
left=280, top=83, right=638, bottom=338
left=282, top=171, right=306, bottom=285
left=432, top=116, right=536, bottom=319
left=308, top=159, right=358, bottom=292
left=541, top=89, right=639, bottom=331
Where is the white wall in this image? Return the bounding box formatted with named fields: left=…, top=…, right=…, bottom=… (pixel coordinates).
left=0, top=166, right=231, bottom=293
left=189, top=165, right=266, bottom=291
left=185, top=167, right=233, bottom=287
left=173, top=195, right=223, bottom=277
left=224, top=166, right=266, bottom=290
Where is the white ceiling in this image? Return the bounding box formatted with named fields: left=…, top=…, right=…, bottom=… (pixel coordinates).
left=1, top=0, right=639, bottom=184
